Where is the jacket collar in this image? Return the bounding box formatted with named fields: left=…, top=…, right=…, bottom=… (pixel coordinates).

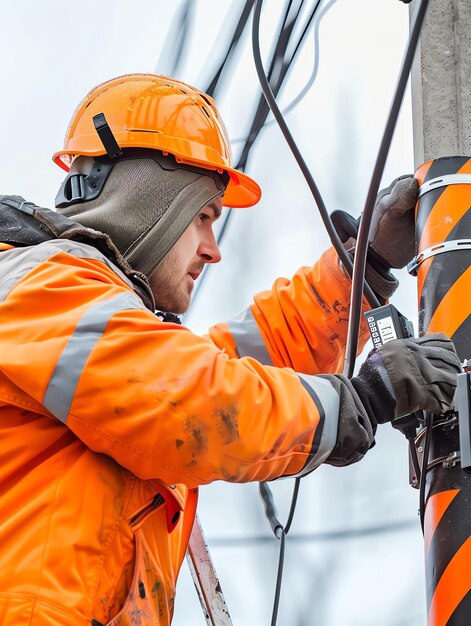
left=0, top=195, right=155, bottom=311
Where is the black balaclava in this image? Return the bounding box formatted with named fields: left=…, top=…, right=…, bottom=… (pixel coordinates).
left=56, top=152, right=228, bottom=280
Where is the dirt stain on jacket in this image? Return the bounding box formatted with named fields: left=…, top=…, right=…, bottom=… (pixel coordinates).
left=332, top=299, right=348, bottom=316
left=214, top=406, right=239, bottom=444
left=183, top=417, right=209, bottom=456
left=267, top=433, right=285, bottom=457
left=127, top=376, right=143, bottom=384
left=311, top=286, right=331, bottom=312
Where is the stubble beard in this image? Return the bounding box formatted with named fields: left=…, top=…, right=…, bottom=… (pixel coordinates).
left=150, top=257, right=194, bottom=315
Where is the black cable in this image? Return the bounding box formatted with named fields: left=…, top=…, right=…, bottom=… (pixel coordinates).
left=252, top=0, right=379, bottom=307
left=273, top=0, right=337, bottom=122
left=268, top=475, right=300, bottom=626
left=205, top=0, right=256, bottom=97
left=237, top=0, right=307, bottom=172
left=419, top=413, right=432, bottom=533
left=258, top=478, right=301, bottom=626
left=154, top=0, right=193, bottom=76
left=250, top=11, right=346, bottom=613
left=224, top=0, right=321, bottom=226
left=271, top=530, right=286, bottom=626
left=343, top=0, right=430, bottom=378
left=267, top=0, right=308, bottom=93
left=231, top=0, right=338, bottom=144
left=190, top=0, right=322, bottom=311
left=259, top=482, right=284, bottom=538
left=284, top=477, right=301, bottom=534
left=284, top=0, right=320, bottom=69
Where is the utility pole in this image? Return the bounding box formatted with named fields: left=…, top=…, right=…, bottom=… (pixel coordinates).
left=411, top=0, right=471, bottom=164
left=410, top=1, right=471, bottom=624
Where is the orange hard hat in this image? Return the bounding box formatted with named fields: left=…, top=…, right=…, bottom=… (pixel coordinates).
left=53, top=73, right=261, bottom=208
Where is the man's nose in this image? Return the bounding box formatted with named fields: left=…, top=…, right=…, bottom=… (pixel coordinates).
left=199, top=229, right=222, bottom=264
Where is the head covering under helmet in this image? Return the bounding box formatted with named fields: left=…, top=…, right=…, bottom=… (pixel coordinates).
left=57, top=152, right=228, bottom=277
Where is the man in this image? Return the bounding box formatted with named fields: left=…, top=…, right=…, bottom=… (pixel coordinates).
left=0, top=74, right=461, bottom=625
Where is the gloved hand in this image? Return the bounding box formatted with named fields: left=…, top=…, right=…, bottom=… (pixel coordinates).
left=352, top=333, right=461, bottom=424
left=331, top=175, right=419, bottom=269
left=323, top=333, right=461, bottom=467
left=369, top=175, right=419, bottom=268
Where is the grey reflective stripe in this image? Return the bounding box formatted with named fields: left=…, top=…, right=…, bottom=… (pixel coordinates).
left=43, top=292, right=146, bottom=423
left=227, top=306, right=273, bottom=365
left=295, top=373, right=340, bottom=474
left=0, top=239, right=134, bottom=304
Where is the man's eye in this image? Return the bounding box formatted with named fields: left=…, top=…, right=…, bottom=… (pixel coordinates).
left=198, top=213, right=210, bottom=222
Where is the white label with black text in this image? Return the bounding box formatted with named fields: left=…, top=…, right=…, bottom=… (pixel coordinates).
left=377, top=317, right=397, bottom=344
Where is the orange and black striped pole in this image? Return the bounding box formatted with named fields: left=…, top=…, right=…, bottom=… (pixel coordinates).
left=413, top=156, right=471, bottom=625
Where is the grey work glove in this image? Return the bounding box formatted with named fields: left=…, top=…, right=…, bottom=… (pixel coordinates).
left=369, top=175, right=419, bottom=269
left=352, top=333, right=462, bottom=424
left=324, top=333, right=461, bottom=468
left=331, top=175, right=419, bottom=270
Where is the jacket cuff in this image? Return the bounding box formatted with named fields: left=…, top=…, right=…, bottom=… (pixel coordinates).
left=351, top=350, right=397, bottom=425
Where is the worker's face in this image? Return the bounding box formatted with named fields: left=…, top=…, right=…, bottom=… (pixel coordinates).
left=150, top=196, right=223, bottom=313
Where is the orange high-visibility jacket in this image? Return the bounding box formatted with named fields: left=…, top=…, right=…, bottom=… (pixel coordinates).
left=0, top=224, right=369, bottom=625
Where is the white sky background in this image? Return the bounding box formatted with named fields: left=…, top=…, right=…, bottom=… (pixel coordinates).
left=0, top=1, right=426, bottom=624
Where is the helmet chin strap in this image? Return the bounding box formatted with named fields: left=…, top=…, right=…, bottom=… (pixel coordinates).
left=56, top=113, right=124, bottom=210
left=55, top=158, right=115, bottom=209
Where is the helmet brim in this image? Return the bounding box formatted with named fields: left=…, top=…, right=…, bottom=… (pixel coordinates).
left=223, top=168, right=261, bottom=208
left=53, top=145, right=261, bottom=209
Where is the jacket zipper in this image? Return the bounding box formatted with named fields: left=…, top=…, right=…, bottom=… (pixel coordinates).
left=129, top=493, right=165, bottom=526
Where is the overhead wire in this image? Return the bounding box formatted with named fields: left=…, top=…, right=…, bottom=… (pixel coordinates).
left=154, top=0, right=194, bottom=76
left=190, top=0, right=326, bottom=311
left=190, top=0, right=379, bottom=314
left=270, top=0, right=338, bottom=123
left=252, top=0, right=379, bottom=306
left=209, top=0, right=310, bottom=250
left=237, top=0, right=307, bottom=172
left=204, top=0, right=257, bottom=98
left=231, top=0, right=338, bottom=144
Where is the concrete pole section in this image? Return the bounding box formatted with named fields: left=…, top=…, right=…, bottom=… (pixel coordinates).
left=410, top=0, right=471, bottom=167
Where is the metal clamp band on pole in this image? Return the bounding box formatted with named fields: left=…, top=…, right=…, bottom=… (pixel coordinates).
left=407, top=239, right=471, bottom=276
left=418, top=174, right=471, bottom=198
